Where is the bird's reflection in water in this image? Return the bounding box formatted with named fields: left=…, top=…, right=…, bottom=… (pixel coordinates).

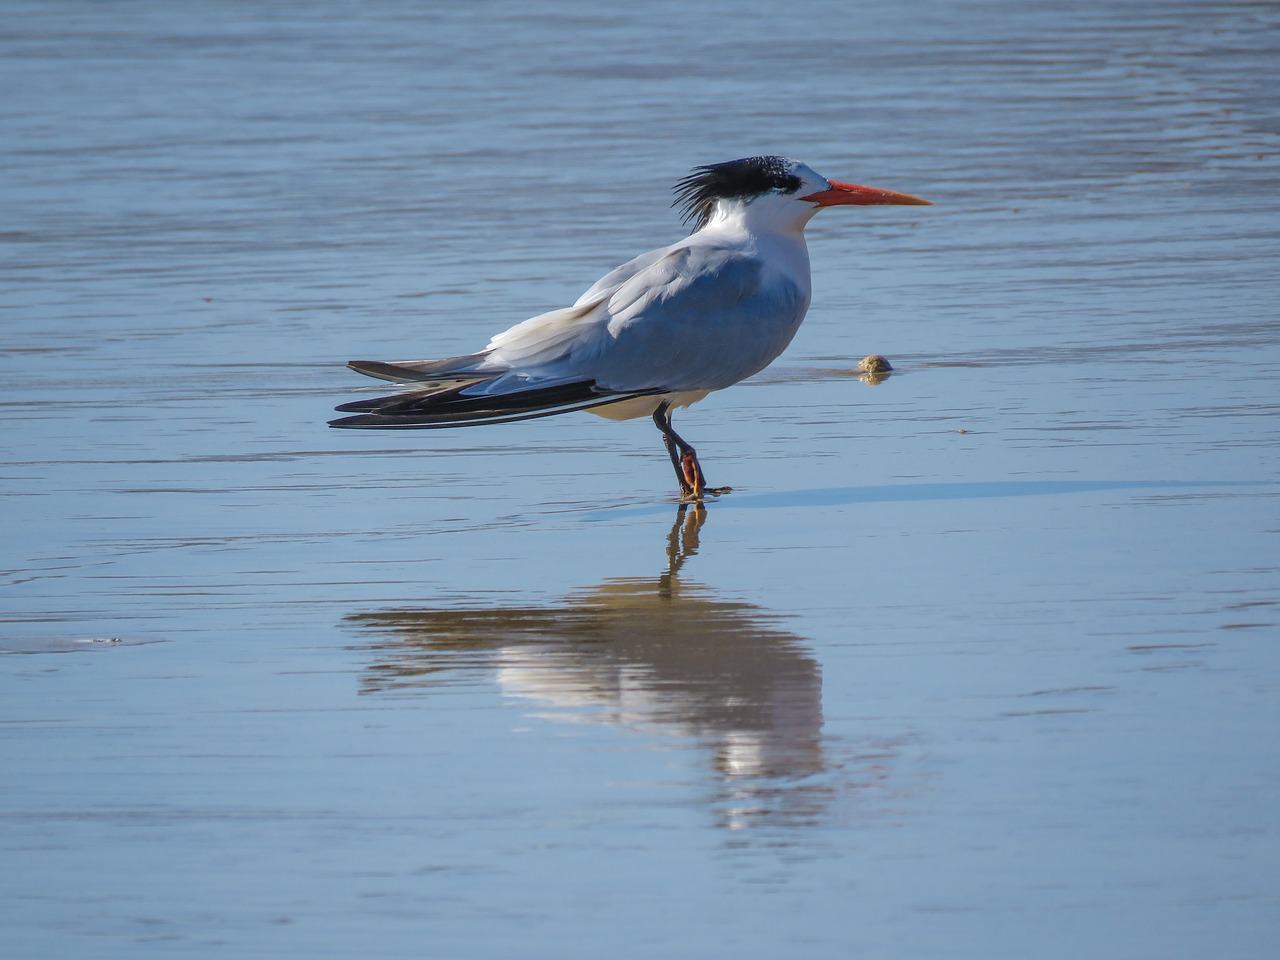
left=349, top=506, right=850, bottom=834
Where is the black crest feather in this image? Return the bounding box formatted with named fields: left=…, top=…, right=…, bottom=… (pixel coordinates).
left=672, top=156, right=804, bottom=230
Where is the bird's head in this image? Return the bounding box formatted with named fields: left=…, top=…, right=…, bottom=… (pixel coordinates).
left=673, top=156, right=929, bottom=233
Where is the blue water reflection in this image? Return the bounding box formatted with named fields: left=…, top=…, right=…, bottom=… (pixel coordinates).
left=347, top=506, right=863, bottom=835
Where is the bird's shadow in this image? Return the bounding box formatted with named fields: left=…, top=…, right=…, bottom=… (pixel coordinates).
left=589, top=478, right=1267, bottom=520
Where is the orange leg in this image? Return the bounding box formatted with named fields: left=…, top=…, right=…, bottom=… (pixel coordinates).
left=652, top=402, right=730, bottom=501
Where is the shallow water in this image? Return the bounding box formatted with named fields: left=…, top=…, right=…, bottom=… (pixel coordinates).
left=2, top=1, right=1279, bottom=957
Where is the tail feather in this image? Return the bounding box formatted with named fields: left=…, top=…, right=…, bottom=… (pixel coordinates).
left=330, top=379, right=658, bottom=430
left=347, top=354, right=490, bottom=384
left=333, top=380, right=485, bottom=413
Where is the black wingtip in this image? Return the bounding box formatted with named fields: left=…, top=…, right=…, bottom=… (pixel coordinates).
left=329, top=415, right=378, bottom=428
left=333, top=399, right=377, bottom=413
left=346, top=355, right=490, bottom=384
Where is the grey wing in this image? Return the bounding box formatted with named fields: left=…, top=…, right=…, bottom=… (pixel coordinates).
left=573, top=247, right=672, bottom=307
left=331, top=241, right=808, bottom=430
left=585, top=246, right=810, bottom=393
left=340, top=248, right=674, bottom=388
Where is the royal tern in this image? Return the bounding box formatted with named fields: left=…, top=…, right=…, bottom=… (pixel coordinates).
left=330, top=156, right=929, bottom=500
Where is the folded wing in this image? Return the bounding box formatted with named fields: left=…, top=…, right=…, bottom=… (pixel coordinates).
left=330, top=239, right=806, bottom=430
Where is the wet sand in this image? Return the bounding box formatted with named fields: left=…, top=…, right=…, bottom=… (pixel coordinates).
left=3, top=1, right=1278, bottom=957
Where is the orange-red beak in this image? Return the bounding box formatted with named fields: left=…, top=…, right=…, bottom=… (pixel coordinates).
left=800, top=180, right=931, bottom=207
